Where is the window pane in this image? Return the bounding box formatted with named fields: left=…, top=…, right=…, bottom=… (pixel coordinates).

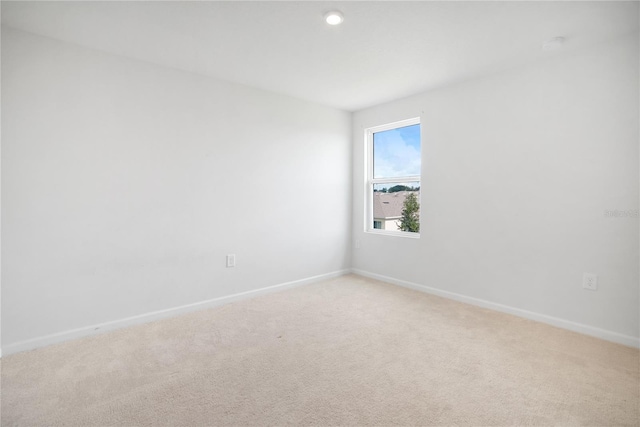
left=373, top=124, right=421, bottom=179
left=372, top=182, right=420, bottom=233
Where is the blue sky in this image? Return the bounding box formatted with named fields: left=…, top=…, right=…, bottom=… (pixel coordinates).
left=373, top=124, right=421, bottom=179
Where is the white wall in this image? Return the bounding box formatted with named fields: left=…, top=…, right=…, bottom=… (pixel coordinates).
left=2, top=26, right=638, bottom=353
left=1, top=28, right=352, bottom=351
left=353, top=34, right=639, bottom=343
left=0, top=26, right=3, bottom=357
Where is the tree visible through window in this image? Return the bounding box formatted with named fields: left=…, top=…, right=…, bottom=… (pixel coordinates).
left=366, top=118, right=421, bottom=235
left=398, top=192, right=420, bottom=232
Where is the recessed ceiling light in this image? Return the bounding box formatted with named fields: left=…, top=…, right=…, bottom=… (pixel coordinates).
left=543, top=37, right=565, bottom=51
left=324, top=11, right=344, bottom=26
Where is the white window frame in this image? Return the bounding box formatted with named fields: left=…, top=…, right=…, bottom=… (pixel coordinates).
left=365, top=117, right=421, bottom=238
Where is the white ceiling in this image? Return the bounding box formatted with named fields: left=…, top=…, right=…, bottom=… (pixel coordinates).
left=2, top=1, right=638, bottom=111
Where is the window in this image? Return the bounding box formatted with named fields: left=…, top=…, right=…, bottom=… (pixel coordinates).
left=366, top=118, right=421, bottom=236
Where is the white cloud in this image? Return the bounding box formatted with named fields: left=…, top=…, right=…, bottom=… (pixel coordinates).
left=374, top=129, right=421, bottom=178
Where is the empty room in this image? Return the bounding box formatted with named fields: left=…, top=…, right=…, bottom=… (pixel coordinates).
left=1, top=1, right=638, bottom=425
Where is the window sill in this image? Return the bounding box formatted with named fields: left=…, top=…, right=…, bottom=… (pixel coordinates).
left=365, top=229, right=420, bottom=239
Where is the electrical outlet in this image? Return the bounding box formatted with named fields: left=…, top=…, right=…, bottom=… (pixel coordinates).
left=226, top=254, right=236, bottom=268
left=355, top=239, right=361, bottom=249
left=582, top=273, right=598, bottom=291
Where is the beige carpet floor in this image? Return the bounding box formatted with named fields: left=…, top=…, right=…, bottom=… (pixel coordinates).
left=1, top=274, right=638, bottom=426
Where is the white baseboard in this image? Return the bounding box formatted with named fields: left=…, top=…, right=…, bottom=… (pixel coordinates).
left=2, top=269, right=350, bottom=356
left=351, top=268, right=640, bottom=349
